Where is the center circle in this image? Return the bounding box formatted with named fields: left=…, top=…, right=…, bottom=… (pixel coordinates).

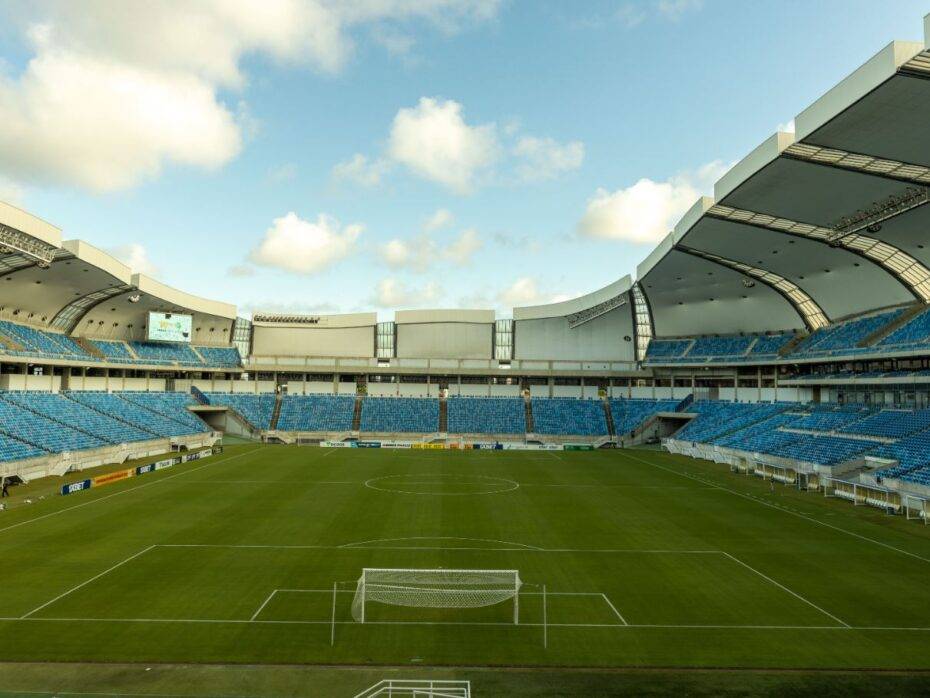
left=364, top=473, right=519, bottom=496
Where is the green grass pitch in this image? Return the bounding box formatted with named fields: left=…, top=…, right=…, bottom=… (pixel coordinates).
left=3, top=443, right=930, bottom=695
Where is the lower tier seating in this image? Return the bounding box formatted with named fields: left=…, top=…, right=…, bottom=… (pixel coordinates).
left=446, top=397, right=526, bottom=434
left=360, top=397, right=439, bottom=433
left=531, top=398, right=607, bottom=436
left=203, top=393, right=276, bottom=430
left=277, top=395, right=355, bottom=432
left=609, top=398, right=680, bottom=435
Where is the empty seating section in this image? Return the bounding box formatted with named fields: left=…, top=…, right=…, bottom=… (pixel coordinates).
left=0, top=395, right=106, bottom=452
left=872, top=433, right=930, bottom=479
left=792, top=309, right=904, bottom=357
left=531, top=398, right=607, bottom=435
left=839, top=409, right=930, bottom=439
left=878, top=307, right=930, bottom=349
left=748, top=332, right=794, bottom=357
left=92, top=340, right=135, bottom=362
left=645, top=339, right=692, bottom=360
left=714, top=413, right=798, bottom=447
left=204, top=393, right=276, bottom=430
left=360, top=397, right=439, bottom=433
left=130, top=341, right=203, bottom=365
left=609, top=399, right=679, bottom=435
left=119, top=392, right=207, bottom=433
left=68, top=392, right=199, bottom=437
left=770, top=435, right=879, bottom=465
left=3, top=392, right=153, bottom=444
left=195, top=346, right=241, bottom=368
left=0, top=319, right=241, bottom=368
left=0, top=320, right=85, bottom=359
left=788, top=410, right=868, bottom=432
left=674, top=402, right=786, bottom=443
left=277, top=395, right=355, bottom=432
left=447, top=397, right=525, bottom=434
left=0, top=432, right=44, bottom=462
left=686, top=335, right=754, bottom=358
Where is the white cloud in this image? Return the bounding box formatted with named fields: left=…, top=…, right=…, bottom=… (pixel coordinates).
left=378, top=227, right=482, bottom=272
left=388, top=97, right=499, bottom=193
left=578, top=160, right=732, bottom=244
left=372, top=277, right=443, bottom=308
left=514, top=136, right=584, bottom=182
left=656, top=0, right=704, bottom=21
left=108, top=243, right=160, bottom=276
left=497, top=277, right=544, bottom=306
left=332, top=153, right=392, bottom=187
left=0, top=1, right=501, bottom=192
left=444, top=228, right=483, bottom=265
left=249, top=212, right=361, bottom=275
left=424, top=208, right=454, bottom=232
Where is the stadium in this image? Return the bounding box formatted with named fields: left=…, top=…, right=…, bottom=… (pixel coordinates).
left=3, top=6, right=930, bottom=698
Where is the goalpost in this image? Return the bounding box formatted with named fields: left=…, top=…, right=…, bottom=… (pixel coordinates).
left=351, top=568, right=522, bottom=624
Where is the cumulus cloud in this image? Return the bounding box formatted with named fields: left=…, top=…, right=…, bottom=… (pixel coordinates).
left=424, top=208, right=454, bottom=232
left=332, top=153, right=392, bottom=187
left=388, top=97, right=499, bottom=193
left=378, top=228, right=483, bottom=272
left=249, top=212, right=361, bottom=275
left=108, top=243, right=160, bottom=276
left=497, top=277, right=544, bottom=306
left=372, top=277, right=443, bottom=308
left=513, top=136, right=584, bottom=182
left=578, top=160, right=732, bottom=244
left=0, top=1, right=501, bottom=192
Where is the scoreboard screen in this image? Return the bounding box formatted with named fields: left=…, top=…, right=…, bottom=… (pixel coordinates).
left=147, top=312, right=192, bottom=343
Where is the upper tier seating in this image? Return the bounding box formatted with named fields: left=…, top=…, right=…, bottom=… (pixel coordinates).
left=644, top=340, right=693, bottom=360
left=195, top=346, right=242, bottom=368
left=791, top=309, right=904, bottom=357
left=67, top=392, right=205, bottom=437
left=686, top=335, right=755, bottom=358
left=531, top=398, right=607, bottom=436
left=91, top=340, right=135, bottom=362
left=203, top=393, right=276, bottom=430
left=277, top=395, right=355, bottom=432
left=130, top=341, right=203, bottom=365
left=0, top=319, right=241, bottom=369
left=360, top=397, right=439, bottom=433
left=609, top=398, right=680, bottom=435
left=877, top=306, right=930, bottom=349
left=747, top=332, right=795, bottom=358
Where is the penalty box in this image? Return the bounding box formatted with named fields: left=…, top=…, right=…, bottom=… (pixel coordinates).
left=23, top=544, right=847, bottom=629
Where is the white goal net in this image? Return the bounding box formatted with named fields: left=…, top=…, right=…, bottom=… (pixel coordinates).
left=351, top=568, right=522, bottom=623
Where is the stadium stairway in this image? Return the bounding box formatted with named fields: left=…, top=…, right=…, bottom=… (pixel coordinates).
left=439, top=398, right=448, bottom=432
left=778, top=334, right=806, bottom=357
left=352, top=397, right=363, bottom=431
left=859, top=304, right=926, bottom=347
left=603, top=398, right=616, bottom=437
left=270, top=392, right=283, bottom=430
left=524, top=396, right=535, bottom=433
left=72, top=337, right=105, bottom=359
left=190, top=386, right=208, bottom=405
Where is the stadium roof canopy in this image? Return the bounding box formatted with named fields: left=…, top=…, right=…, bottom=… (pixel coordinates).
left=0, top=201, right=236, bottom=343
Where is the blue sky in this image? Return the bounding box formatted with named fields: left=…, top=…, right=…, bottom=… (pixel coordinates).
left=0, top=0, right=927, bottom=319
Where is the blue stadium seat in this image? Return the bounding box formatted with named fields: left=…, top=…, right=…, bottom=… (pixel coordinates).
left=277, top=395, right=355, bottom=431
left=360, top=397, right=439, bottom=433
left=203, top=393, right=276, bottom=430
left=531, top=398, right=607, bottom=436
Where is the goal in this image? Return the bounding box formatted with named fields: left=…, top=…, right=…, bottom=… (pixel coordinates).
left=351, top=568, right=522, bottom=623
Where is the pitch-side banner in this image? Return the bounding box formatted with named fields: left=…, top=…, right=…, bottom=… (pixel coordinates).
left=93, top=469, right=134, bottom=487
left=60, top=479, right=92, bottom=496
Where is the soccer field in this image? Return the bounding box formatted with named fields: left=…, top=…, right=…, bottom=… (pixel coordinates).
left=3, top=443, right=930, bottom=693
